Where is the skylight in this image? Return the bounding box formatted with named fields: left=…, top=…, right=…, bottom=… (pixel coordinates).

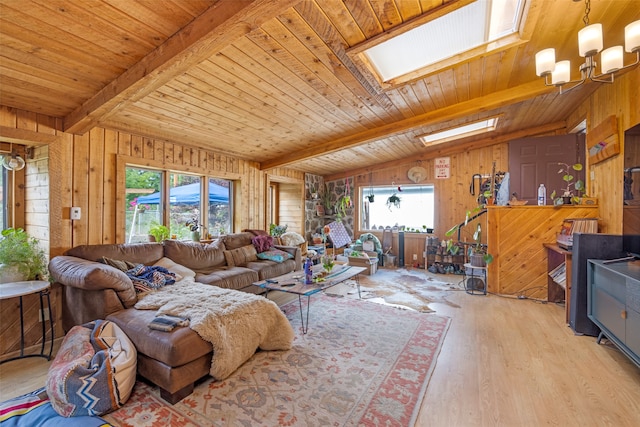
left=419, top=117, right=499, bottom=146
left=362, top=0, right=525, bottom=83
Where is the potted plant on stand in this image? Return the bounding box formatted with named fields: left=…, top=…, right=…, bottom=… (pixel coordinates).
left=468, top=223, right=493, bottom=267
left=0, top=228, right=47, bottom=283
left=445, top=205, right=493, bottom=268
left=550, top=162, right=584, bottom=206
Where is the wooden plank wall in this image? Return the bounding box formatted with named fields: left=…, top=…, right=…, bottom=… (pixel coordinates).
left=353, top=143, right=508, bottom=244
left=566, top=69, right=639, bottom=234
left=278, top=182, right=304, bottom=234
left=487, top=205, right=599, bottom=299
left=0, top=106, right=304, bottom=360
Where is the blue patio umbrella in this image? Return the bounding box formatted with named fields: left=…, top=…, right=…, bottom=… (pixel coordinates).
left=137, top=182, right=229, bottom=205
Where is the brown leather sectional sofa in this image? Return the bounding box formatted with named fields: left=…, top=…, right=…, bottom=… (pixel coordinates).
left=48, top=232, right=301, bottom=403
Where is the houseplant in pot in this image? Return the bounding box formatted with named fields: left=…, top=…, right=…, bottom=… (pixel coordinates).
left=186, top=217, right=202, bottom=241
left=0, top=227, right=47, bottom=283
left=148, top=223, right=170, bottom=242
left=550, top=162, right=584, bottom=206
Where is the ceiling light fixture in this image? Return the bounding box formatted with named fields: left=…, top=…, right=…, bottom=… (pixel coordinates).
left=535, top=0, right=639, bottom=94
left=1, top=145, right=26, bottom=171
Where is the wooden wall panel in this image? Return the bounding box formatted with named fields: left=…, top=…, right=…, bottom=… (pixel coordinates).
left=566, top=69, right=639, bottom=234
left=487, top=205, right=599, bottom=299
left=353, top=143, right=508, bottom=242
left=0, top=106, right=303, bottom=360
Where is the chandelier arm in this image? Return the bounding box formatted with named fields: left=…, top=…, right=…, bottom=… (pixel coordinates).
left=558, top=78, right=587, bottom=95
left=590, top=51, right=640, bottom=82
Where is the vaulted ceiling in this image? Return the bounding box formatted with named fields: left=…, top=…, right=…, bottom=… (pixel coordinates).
left=1, top=0, right=638, bottom=176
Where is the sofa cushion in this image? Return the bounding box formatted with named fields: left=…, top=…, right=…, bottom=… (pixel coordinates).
left=221, top=232, right=254, bottom=250
left=195, top=266, right=259, bottom=290
left=49, top=256, right=137, bottom=308
left=163, top=239, right=226, bottom=273
left=65, top=243, right=164, bottom=265
left=247, top=259, right=296, bottom=280
left=256, top=248, right=293, bottom=263
left=106, top=309, right=211, bottom=368
left=153, top=257, right=196, bottom=282
left=223, top=245, right=258, bottom=267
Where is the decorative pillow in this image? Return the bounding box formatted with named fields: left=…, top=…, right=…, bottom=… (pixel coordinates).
left=100, top=257, right=136, bottom=272
left=46, top=320, right=137, bottom=417
left=252, top=235, right=274, bottom=253
left=153, top=257, right=196, bottom=282
left=0, top=387, right=113, bottom=426
left=224, top=244, right=258, bottom=267
left=256, top=248, right=294, bottom=263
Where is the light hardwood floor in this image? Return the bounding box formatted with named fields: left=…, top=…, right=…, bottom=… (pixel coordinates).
left=1, top=270, right=639, bottom=426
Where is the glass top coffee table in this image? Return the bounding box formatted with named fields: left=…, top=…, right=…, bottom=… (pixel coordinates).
left=253, top=264, right=365, bottom=334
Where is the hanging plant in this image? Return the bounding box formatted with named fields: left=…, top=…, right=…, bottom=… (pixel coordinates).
left=386, top=193, right=401, bottom=211
left=366, top=194, right=375, bottom=203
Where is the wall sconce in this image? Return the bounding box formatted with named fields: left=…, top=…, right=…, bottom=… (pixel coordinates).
left=1, top=146, right=26, bottom=171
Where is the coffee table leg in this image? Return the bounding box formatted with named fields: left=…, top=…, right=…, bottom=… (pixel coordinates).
left=355, top=275, right=361, bottom=299
left=298, top=295, right=311, bottom=334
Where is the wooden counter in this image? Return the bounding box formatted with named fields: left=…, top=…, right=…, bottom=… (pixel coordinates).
left=486, top=205, right=598, bottom=299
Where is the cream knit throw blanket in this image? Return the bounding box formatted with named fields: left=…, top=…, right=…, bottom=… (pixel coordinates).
left=134, top=281, right=294, bottom=380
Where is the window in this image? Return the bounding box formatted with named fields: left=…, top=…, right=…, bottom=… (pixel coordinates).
left=1, top=167, right=7, bottom=230
left=124, top=166, right=232, bottom=242
left=125, top=167, right=162, bottom=243
left=352, top=0, right=526, bottom=87
left=361, top=185, right=434, bottom=232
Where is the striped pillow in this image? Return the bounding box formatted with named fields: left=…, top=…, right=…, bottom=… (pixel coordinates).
left=223, top=244, right=258, bottom=267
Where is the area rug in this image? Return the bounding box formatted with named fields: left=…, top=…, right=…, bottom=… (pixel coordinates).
left=325, top=267, right=464, bottom=312
left=103, top=294, right=450, bottom=426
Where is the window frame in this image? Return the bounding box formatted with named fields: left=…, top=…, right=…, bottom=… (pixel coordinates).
left=359, top=184, right=435, bottom=232
left=118, top=156, right=237, bottom=243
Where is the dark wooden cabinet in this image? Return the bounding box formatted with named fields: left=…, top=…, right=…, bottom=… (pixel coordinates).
left=587, top=259, right=640, bottom=367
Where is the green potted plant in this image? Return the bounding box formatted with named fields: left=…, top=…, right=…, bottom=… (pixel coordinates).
left=269, top=223, right=288, bottom=238
left=320, top=184, right=334, bottom=215
left=468, top=223, right=493, bottom=267
left=148, top=223, right=170, bottom=242
left=445, top=206, right=493, bottom=267
left=550, top=162, right=584, bottom=206
left=186, top=216, right=202, bottom=241
left=0, top=228, right=47, bottom=283
left=386, top=193, right=401, bottom=211
left=335, top=195, right=352, bottom=220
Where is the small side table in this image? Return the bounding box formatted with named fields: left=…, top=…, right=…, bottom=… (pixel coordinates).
left=464, top=263, right=487, bottom=295
left=0, top=280, right=54, bottom=364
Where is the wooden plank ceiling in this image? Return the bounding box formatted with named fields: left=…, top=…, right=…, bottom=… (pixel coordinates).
left=1, top=0, right=639, bottom=176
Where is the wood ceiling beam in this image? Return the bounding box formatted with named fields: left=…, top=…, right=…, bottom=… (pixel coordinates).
left=0, top=126, right=58, bottom=146
left=260, top=80, right=555, bottom=170
left=322, top=120, right=567, bottom=182
left=63, top=0, right=300, bottom=135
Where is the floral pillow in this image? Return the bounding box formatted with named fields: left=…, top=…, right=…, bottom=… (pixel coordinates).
left=256, top=248, right=293, bottom=263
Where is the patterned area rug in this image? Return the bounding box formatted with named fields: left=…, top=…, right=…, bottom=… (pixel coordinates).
left=326, top=267, right=464, bottom=312
left=103, top=294, right=450, bottom=426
